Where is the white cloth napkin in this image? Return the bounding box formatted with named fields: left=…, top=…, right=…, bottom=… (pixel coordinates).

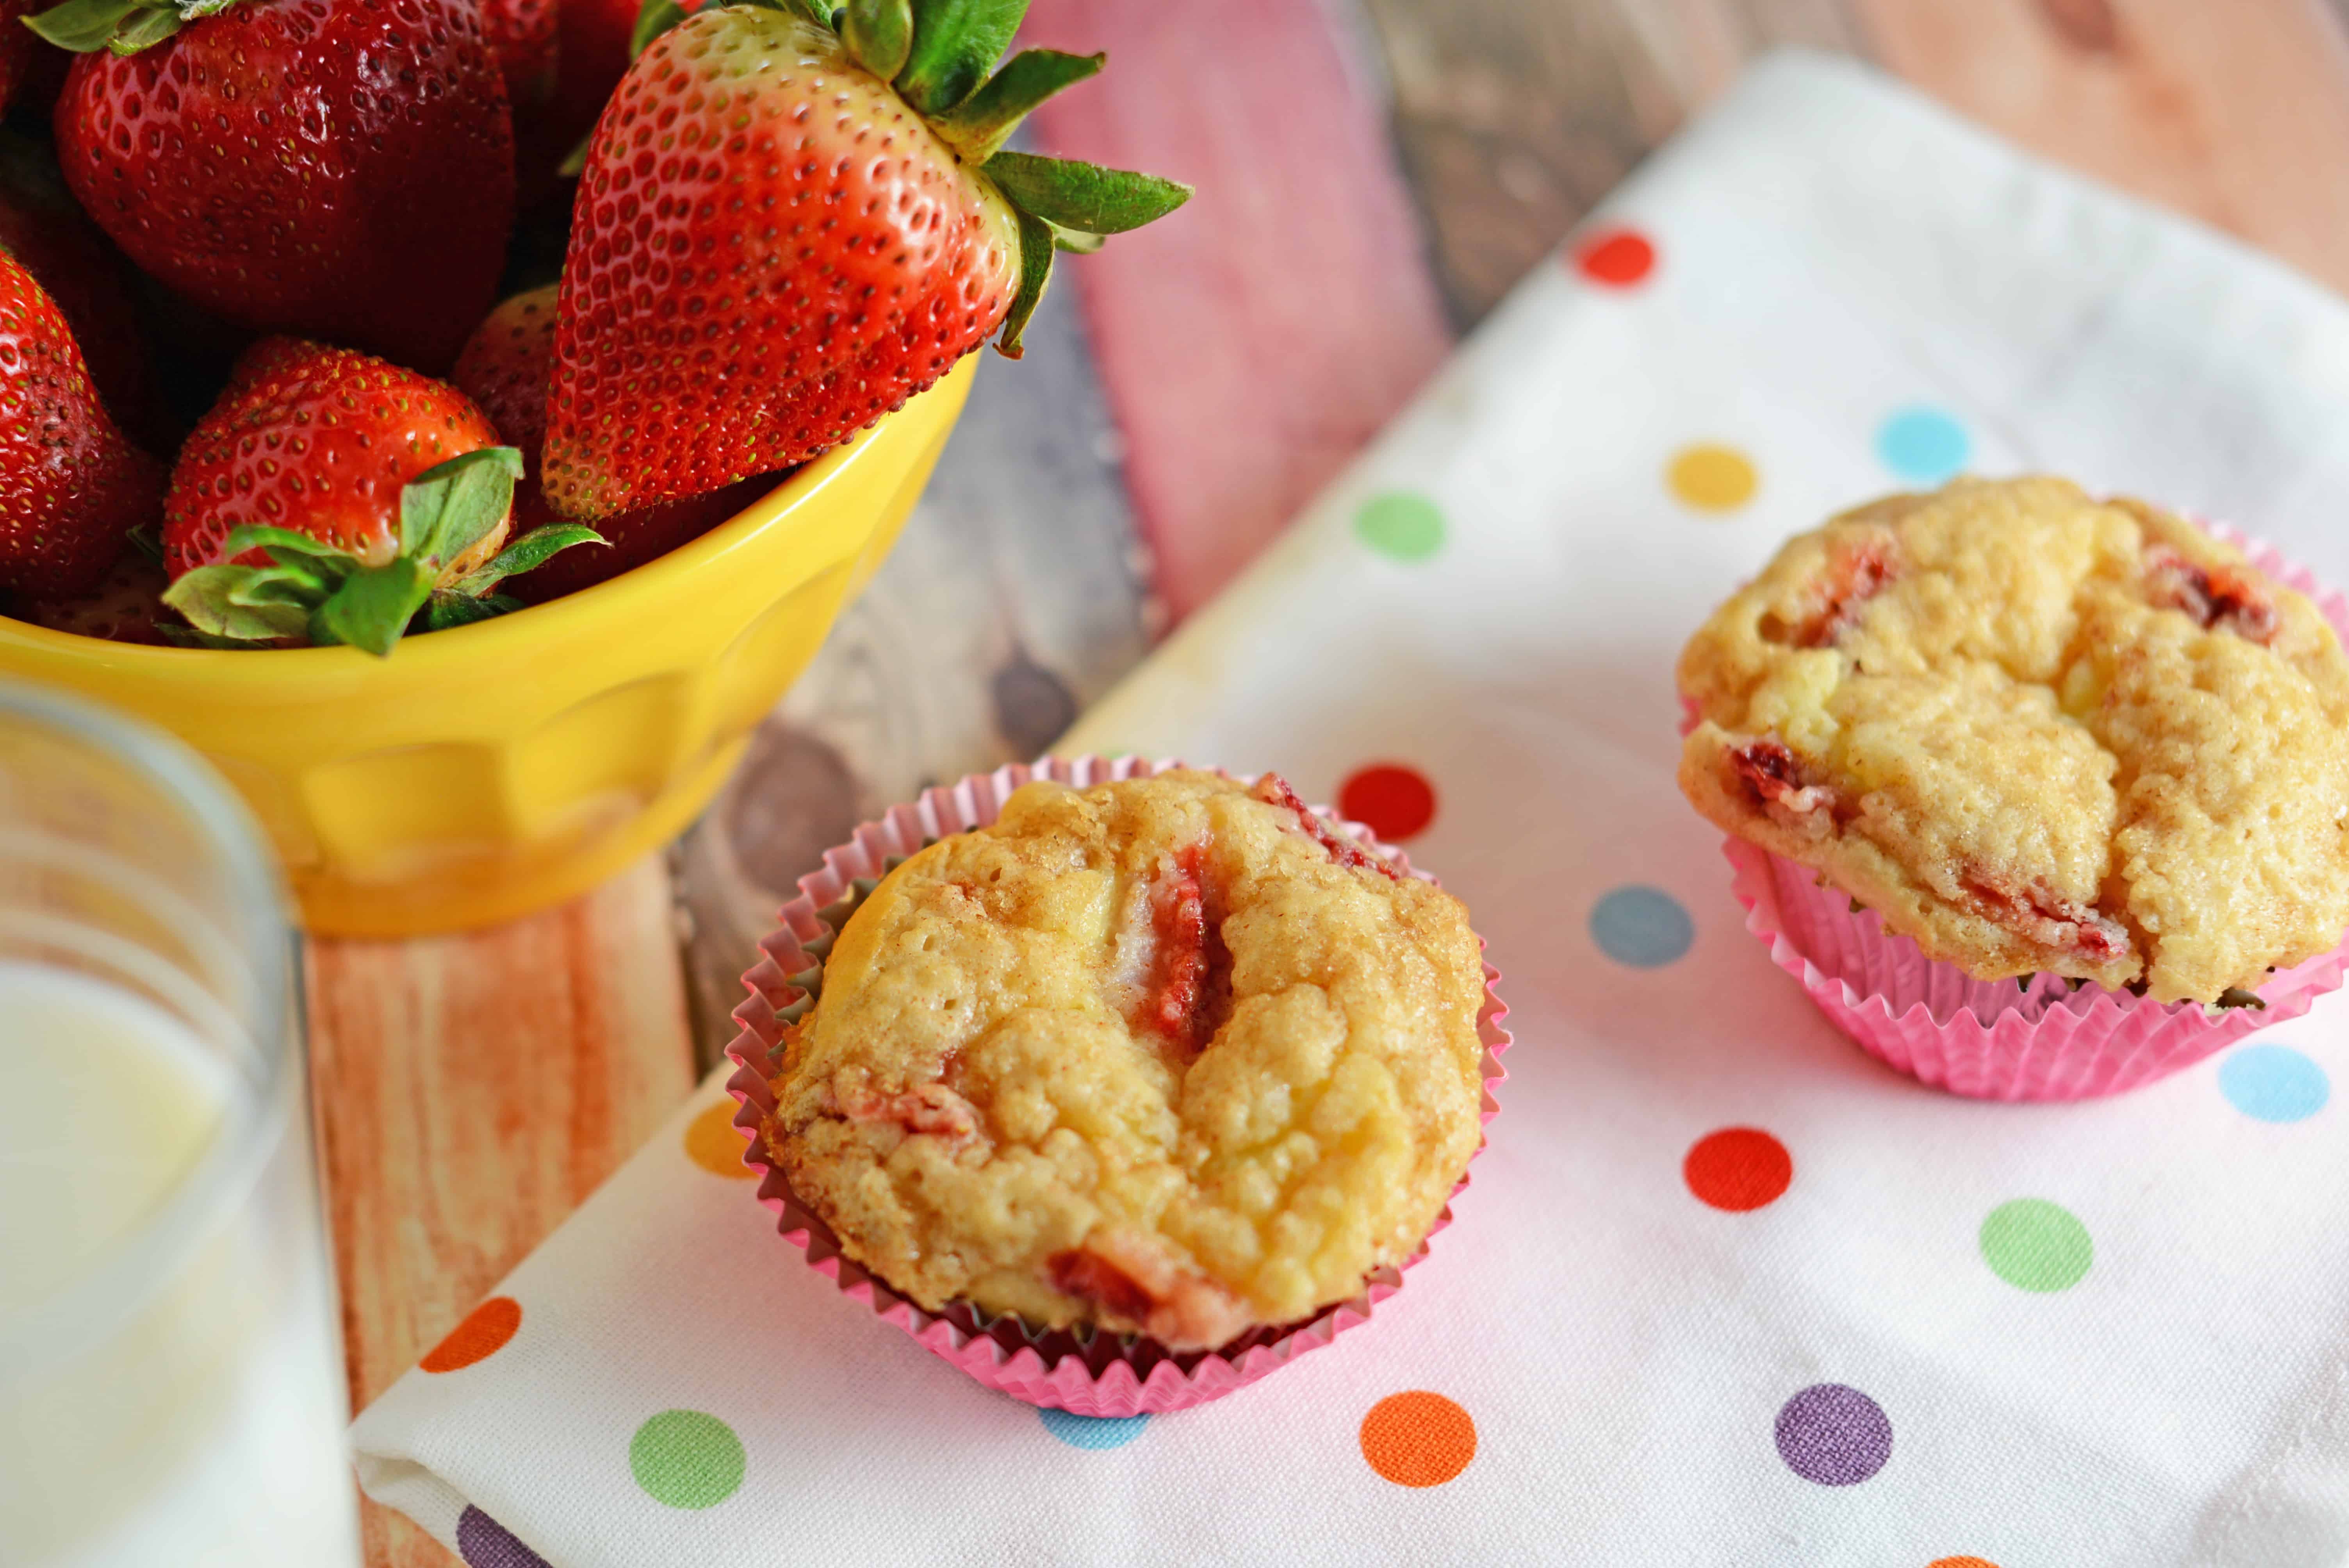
left=352, top=51, right=2349, bottom=1566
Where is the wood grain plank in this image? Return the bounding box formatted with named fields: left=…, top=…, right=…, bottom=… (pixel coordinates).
left=1021, top=0, right=1455, bottom=622
left=1856, top=0, right=2349, bottom=293
left=1360, top=0, right=1868, bottom=323
left=310, top=853, right=696, bottom=1567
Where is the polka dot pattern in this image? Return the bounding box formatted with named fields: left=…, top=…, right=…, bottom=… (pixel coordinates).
left=422, top=1297, right=521, bottom=1374
left=456, top=1507, right=550, bottom=1568
left=1979, top=1199, right=2093, bottom=1292
left=1775, top=1384, right=1891, bottom=1486
left=1338, top=763, right=1436, bottom=842
left=1875, top=406, right=1970, bottom=484
left=1039, top=1409, right=1150, bottom=1449
left=1589, top=885, right=1693, bottom=967
left=1360, top=1392, right=1477, bottom=1486
left=1684, top=1128, right=1793, bottom=1212
left=683, top=1100, right=759, bottom=1178
left=630, top=1410, right=746, bottom=1510
left=1354, top=492, right=1446, bottom=561
left=2219, top=1044, right=2329, bottom=1123
left=1666, top=443, right=1758, bottom=511
left=1575, top=228, right=1655, bottom=286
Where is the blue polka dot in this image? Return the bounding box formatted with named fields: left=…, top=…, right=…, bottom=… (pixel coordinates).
left=2219, top=1044, right=2329, bottom=1123
left=1589, top=885, right=1693, bottom=968
left=1875, top=407, right=1971, bottom=484
left=1039, top=1409, right=1150, bottom=1449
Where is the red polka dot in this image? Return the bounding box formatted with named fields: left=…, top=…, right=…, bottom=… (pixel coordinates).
left=1338, top=763, right=1437, bottom=842
left=421, top=1295, right=522, bottom=1372
left=1683, top=1127, right=1792, bottom=1212
left=1575, top=228, right=1655, bottom=286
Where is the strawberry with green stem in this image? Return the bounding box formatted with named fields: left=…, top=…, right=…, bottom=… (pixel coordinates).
left=0, top=245, right=159, bottom=598
left=162, top=340, right=599, bottom=654
left=542, top=0, right=1189, bottom=519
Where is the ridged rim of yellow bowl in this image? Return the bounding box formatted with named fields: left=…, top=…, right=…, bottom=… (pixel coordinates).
left=0, top=370, right=948, bottom=680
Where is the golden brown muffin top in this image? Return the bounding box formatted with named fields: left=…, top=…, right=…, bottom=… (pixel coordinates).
left=1679, top=476, right=2349, bottom=1004
left=766, top=770, right=1487, bottom=1349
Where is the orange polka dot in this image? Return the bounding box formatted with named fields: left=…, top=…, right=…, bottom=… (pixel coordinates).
left=1339, top=763, right=1437, bottom=842
left=1927, top=1559, right=2000, bottom=1568
left=1575, top=228, right=1655, bottom=286
left=683, top=1099, right=759, bottom=1178
left=1666, top=443, right=1758, bottom=511
left=1360, top=1391, right=1476, bottom=1487
left=1684, top=1126, right=1793, bottom=1212
left=421, top=1295, right=521, bottom=1373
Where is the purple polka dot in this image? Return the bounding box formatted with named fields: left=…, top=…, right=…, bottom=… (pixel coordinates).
left=457, top=1507, right=550, bottom=1568
left=1773, top=1383, right=1891, bottom=1485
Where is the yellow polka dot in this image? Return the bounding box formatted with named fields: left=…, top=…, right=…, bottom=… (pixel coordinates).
left=683, top=1099, right=757, bottom=1178
left=1666, top=443, right=1757, bottom=512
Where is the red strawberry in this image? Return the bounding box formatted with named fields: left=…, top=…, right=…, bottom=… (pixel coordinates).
left=451, top=283, right=770, bottom=600
left=0, top=246, right=159, bottom=597
left=481, top=0, right=556, bottom=111
left=540, top=0, right=1189, bottom=519
left=0, top=0, right=39, bottom=114
left=161, top=339, right=597, bottom=653
left=0, top=131, right=169, bottom=451
left=11, top=542, right=170, bottom=643
left=39, top=0, right=516, bottom=373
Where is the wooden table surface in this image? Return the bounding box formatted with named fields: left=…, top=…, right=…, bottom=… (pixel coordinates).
left=316, top=1, right=2349, bottom=1560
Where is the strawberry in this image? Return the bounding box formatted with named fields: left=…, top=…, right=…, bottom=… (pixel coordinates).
left=540, top=0, right=1189, bottom=519
left=451, top=283, right=770, bottom=600
left=0, top=245, right=159, bottom=597
left=0, top=130, right=169, bottom=451
left=10, top=536, right=170, bottom=643
left=0, top=0, right=39, bottom=114
left=161, top=339, right=598, bottom=653
left=481, top=0, right=556, bottom=112
left=36, top=0, right=517, bottom=373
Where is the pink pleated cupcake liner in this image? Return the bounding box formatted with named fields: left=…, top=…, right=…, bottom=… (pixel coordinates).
left=723, top=754, right=1511, bottom=1415
left=1700, top=524, right=2349, bottom=1100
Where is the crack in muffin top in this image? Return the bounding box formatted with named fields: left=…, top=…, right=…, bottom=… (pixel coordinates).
left=1678, top=476, right=2349, bottom=1004
left=765, top=770, right=1487, bottom=1351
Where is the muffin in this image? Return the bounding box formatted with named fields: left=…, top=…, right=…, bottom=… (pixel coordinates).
left=756, top=767, right=1490, bottom=1354
left=1678, top=477, right=2349, bottom=1092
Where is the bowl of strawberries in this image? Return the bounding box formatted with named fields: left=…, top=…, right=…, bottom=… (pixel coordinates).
left=0, top=0, right=1185, bottom=934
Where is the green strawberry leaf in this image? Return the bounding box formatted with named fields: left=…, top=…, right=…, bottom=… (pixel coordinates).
left=221, top=523, right=361, bottom=576
left=1048, top=221, right=1104, bottom=254
left=983, top=150, right=1191, bottom=235
left=24, top=0, right=152, bottom=53
left=449, top=524, right=606, bottom=596
left=893, top=0, right=1026, bottom=115
left=841, top=0, right=910, bottom=78
left=400, top=447, right=522, bottom=573
left=104, top=4, right=178, bottom=50
left=161, top=565, right=317, bottom=644
left=629, top=0, right=687, bottom=58
left=930, top=48, right=1100, bottom=163
left=312, top=556, right=436, bottom=657
left=424, top=590, right=526, bottom=632
left=996, top=206, right=1053, bottom=360
left=160, top=624, right=265, bottom=650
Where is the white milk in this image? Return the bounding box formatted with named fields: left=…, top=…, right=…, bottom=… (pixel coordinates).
left=0, top=963, right=362, bottom=1567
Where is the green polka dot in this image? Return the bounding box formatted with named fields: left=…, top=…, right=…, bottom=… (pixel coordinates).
left=1355, top=492, right=1445, bottom=561
left=629, top=1410, right=745, bottom=1509
left=1979, top=1198, right=2092, bottom=1292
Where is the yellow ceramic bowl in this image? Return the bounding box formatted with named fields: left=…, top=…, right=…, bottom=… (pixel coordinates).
left=0, top=358, right=975, bottom=937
